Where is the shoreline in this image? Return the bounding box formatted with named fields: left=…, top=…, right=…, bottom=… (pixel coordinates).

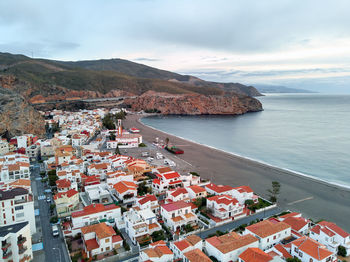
left=139, top=114, right=350, bottom=192
left=124, top=113, right=350, bottom=231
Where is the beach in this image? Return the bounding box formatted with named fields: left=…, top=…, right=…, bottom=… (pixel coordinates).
left=124, top=114, right=350, bottom=231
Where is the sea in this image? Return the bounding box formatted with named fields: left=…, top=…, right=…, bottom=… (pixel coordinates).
left=141, top=93, right=350, bottom=188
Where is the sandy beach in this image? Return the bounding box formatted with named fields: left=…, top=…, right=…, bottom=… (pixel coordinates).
left=123, top=114, right=350, bottom=231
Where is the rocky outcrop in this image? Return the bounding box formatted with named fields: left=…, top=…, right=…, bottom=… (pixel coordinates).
left=124, top=91, right=263, bottom=115
left=0, top=87, right=45, bottom=137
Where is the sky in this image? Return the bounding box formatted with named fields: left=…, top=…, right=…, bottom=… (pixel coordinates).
left=1, top=0, right=350, bottom=93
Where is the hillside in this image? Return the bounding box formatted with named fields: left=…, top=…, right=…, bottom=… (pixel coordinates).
left=254, top=84, right=315, bottom=93
left=62, top=58, right=262, bottom=97
left=0, top=86, right=45, bottom=137
left=0, top=52, right=263, bottom=117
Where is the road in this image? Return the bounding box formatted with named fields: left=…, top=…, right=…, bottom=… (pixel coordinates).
left=32, top=163, right=70, bottom=262
left=196, top=206, right=281, bottom=239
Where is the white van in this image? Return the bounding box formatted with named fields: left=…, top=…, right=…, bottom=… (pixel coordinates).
left=142, top=152, right=149, bottom=157
left=156, top=153, right=164, bottom=159
left=52, top=225, right=59, bottom=237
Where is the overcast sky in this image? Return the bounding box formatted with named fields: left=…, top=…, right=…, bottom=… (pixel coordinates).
left=1, top=0, right=350, bottom=92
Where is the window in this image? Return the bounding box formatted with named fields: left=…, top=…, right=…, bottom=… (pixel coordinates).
left=16, top=213, right=25, bottom=219
left=299, top=251, right=303, bottom=257
left=273, top=235, right=276, bottom=240
left=105, top=238, right=110, bottom=243
left=15, top=206, right=23, bottom=210
left=106, top=247, right=110, bottom=251
left=309, top=259, right=313, bottom=262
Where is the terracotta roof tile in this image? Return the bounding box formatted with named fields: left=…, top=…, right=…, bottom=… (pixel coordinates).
left=239, top=247, right=272, bottom=262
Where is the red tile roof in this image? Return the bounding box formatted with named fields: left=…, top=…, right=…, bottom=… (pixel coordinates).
left=56, top=179, right=71, bottom=188
left=246, top=220, right=291, bottom=238
left=138, top=194, right=157, bottom=205
left=53, top=189, right=78, bottom=200
left=113, top=181, right=137, bottom=194
left=206, top=183, right=233, bottom=193
left=188, top=185, right=206, bottom=194
left=163, top=171, right=180, bottom=180
left=292, top=236, right=333, bottom=260
left=233, top=185, right=253, bottom=193
left=174, top=239, right=191, bottom=251
left=274, top=244, right=292, bottom=259
left=239, top=247, right=272, bottom=262
left=171, top=188, right=188, bottom=197
left=81, top=222, right=115, bottom=239
left=283, top=217, right=309, bottom=231
left=318, top=221, right=350, bottom=238
left=208, top=195, right=238, bottom=206
left=161, top=200, right=191, bottom=212
left=85, top=238, right=99, bottom=251
left=72, top=203, right=120, bottom=218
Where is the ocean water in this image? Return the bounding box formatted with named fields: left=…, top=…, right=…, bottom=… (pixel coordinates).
left=141, top=94, right=350, bottom=187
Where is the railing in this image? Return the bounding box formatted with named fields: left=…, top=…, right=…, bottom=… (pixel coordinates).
left=19, top=246, right=27, bottom=254
left=3, top=250, right=12, bottom=259
left=1, top=242, right=11, bottom=250
left=14, top=198, right=27, bottom=204
left=17, top=236, right=27, bottom=245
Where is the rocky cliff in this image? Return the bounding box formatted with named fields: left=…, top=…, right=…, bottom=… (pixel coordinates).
left=124, top=91, right=262, bottom=115
left=0, top=87, right=45, bottom=137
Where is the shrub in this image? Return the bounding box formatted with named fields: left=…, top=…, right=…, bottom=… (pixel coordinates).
left=138, top=143, right=147, bottom=147
left=50, top=216, right=58, bottom=224
left=338, top=245, right=347, bottom=257
left=151, top=230, right=166, bottom=242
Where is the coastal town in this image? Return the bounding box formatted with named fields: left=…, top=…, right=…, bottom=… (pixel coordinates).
left=0, top=108, right=349, bottom=262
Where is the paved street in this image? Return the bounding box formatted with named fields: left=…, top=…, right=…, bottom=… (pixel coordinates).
left=196, top=206, right=281, bottom=239
left=32, top=164, right=70, bottom=262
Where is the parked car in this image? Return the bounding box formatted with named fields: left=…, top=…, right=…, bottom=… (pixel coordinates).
left=156, top=153, right=164, bottom=159
left=146, top=157, right=154, bottom=162
left=142, top=152, right=149, bottom=157
left=46, top=197, right=51, bottom=203
left=52, top=225, right=59, bottom=237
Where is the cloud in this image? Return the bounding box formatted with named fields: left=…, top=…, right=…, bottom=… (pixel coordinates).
left=133, top=57, right=161, bottom=62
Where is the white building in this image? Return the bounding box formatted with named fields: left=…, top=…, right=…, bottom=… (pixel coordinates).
left=84, top=184, right=113, bottom=205
left=123, top=209, right=150, bottom=245
left=160, top=201, right=197, bottom=232
left=0, top=140, right=9, bottom=156
left=136, top=195, right=160, bottom=214
left=152, top=171, right=182, bottom=193
left=0, top=188, right=36, bottom=234
left=244, top=220, right=291, bottom=250
left=0, top=221, right=33, bottom=262
left=71, top=203, right=121, bottom=230
left=205, top=183, right=234, bottom=196
left=186, top=185, right=207, bottom=199
left=290, top=236, right=336, bottom=262
left=139, top=240, right=174, bottom=262
left=170, top=235, right=203, bottom=260
left=310, top=221, right=350, bottom=256
left=207, top=195, right=244, bottom=220
left=81, top=222, right=123, bottom=259
left=166, top=188, right=190, bottom=203
left=231, top=186, right=258, bottom=205
left=205, top=232, right=259, bottom=262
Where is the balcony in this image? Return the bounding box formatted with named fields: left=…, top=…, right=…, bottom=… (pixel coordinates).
left=3, top=250, right=12, bottom=259
left=17, top=236, right=27, bottom=245
left=19, top=246, right=27, bottom=254
left=1, top=242, right=11, bottom=250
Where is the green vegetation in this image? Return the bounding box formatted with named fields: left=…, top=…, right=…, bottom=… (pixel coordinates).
left=144, top=108, right=161, bottom=113
left=247, top=198, right=272, bottom=212
left=267, top=181, right=281, bottom=203
left=151, top=230, right=166, bottom=242
left=189, top=172, right=200, bottom=177
left=138, top=143, right=147, bottom=147
left=200, top=211, right=210, bottom=219
left=109, top=131, right=116, bottom=140
left=71, top=251, right=82, bottom=262
left=48, top=169, right=58, bottom=187
left=115, top=145, right=120, bottom=155
left=184, top=224, right=194, bottom=233
left=286, top=258, right=302, bottom=262
left=103, top=114, right=116, bottom=130
left=50, top=216, right=58, bottom=224
left=338, top=245, right=347, bottom=257
left=137, top=181, right=152, bottom=196
left=193, top=197, right=207, bottom=209
left=161, top=224, right=173, bottom=241
left=50, top=204, right=56, bottom=211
